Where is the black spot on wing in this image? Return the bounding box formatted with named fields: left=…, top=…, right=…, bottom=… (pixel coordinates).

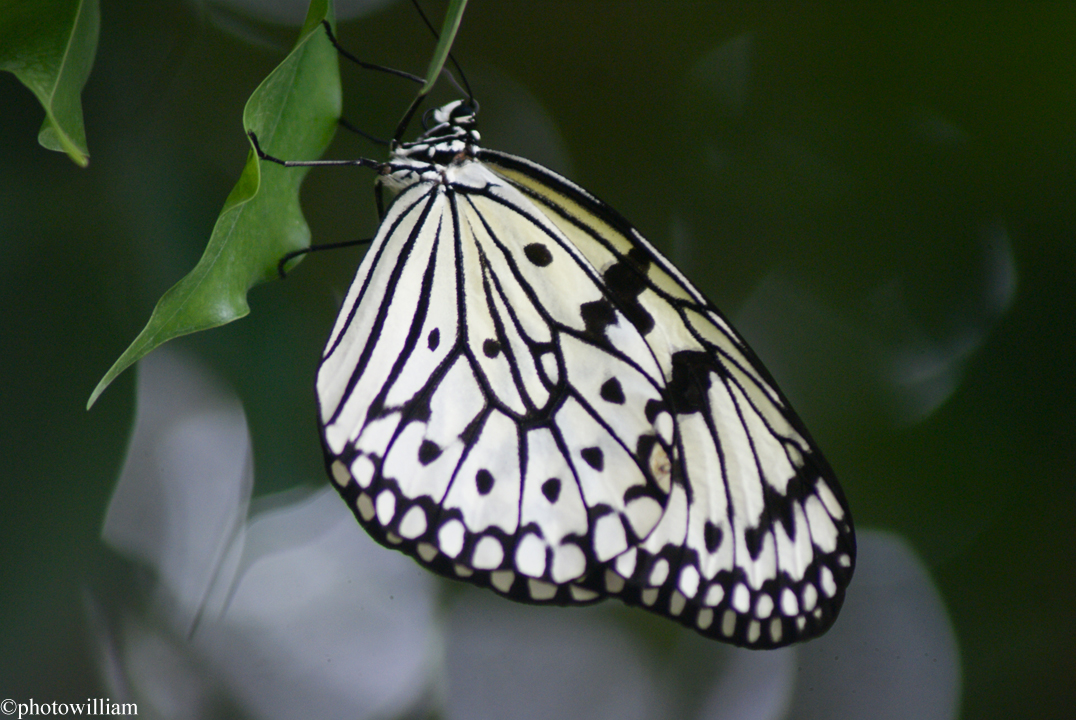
left=665, top=350, right=715, bottom=415
left=601, top=248, right=655, bottom=335
left=644, top=398, right=666, bottom=424
left=483, top=338, right=501, bottom=357
left=541, top=477, right=561, bottom=503
left=524, top=243, right=553, bottom=266
left=428, top=328, right=440, bottom=350
left=580, top=299, right=617, bottom=342
left=744, top=524, right=766, bottom=560
left=476, top=468, right=494, bottom=495
left=600, top=377, right=625, bottom=404
left=418, top=440, right=441, bottom=465
left=581, top=447, right=604, bottom=471
left=704, top=520, right=723, bottom=553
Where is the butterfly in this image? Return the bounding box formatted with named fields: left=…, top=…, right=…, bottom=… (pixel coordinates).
left=305, top=99, right=854, bottom=648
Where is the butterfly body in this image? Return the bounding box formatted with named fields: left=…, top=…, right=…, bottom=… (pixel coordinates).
left=318, top=101, right=854, bottom=648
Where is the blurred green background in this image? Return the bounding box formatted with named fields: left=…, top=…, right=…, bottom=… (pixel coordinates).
left=1, top=2, right=1073, bottom=717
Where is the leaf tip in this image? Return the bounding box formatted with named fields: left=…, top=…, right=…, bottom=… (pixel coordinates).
left=86, top=377, right=109, bottom=410
left=38, top=123, right=90, bottom=167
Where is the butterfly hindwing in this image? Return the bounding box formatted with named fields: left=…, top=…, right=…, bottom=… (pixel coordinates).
left=481, top=149, right=856, bottom=647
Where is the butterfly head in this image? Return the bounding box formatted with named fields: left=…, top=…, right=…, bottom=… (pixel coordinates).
left=394, top=101, right=480, bottom=159
left=426, top=100, right=479, bottom=134
left=382, top=100, right=482, bottom=191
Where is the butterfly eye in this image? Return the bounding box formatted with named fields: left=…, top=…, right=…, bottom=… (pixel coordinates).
left=451, top=102, right=477, bottom=121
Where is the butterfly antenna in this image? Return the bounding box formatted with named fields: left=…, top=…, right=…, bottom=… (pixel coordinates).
left=439, top=68, right=474, bottom=106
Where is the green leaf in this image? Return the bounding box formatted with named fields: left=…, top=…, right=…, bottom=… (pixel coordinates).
left=87, top=0, right=341, bottom=408
left=0, top=0, right=100, bottom=166
left=419, top=0, right=468, bottom=95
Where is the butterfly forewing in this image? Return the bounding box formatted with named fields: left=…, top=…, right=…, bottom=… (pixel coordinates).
left=320, top=159, right=677, bottom=606
left=317, top=101, right=854, bottom=648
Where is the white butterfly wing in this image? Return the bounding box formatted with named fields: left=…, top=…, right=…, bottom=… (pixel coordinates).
left=317, top=121, right=854, bottom=648
left=319, top=160, right=676, bottom=606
